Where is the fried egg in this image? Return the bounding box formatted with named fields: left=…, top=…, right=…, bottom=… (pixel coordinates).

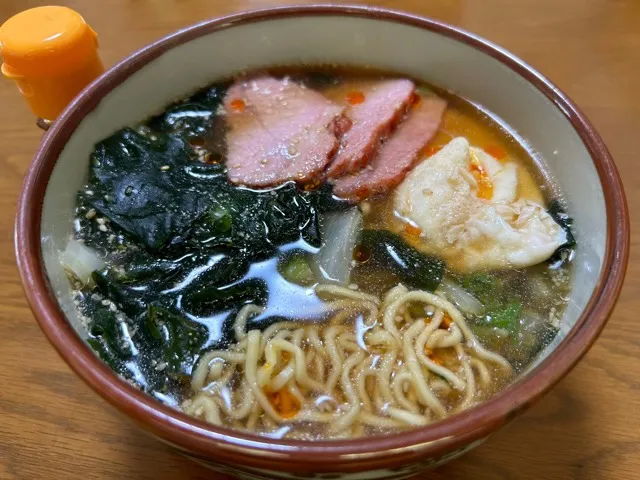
left=394, top=137, right=567, bottom=272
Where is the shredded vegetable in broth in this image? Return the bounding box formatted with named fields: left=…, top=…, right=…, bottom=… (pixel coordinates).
left=63, top=66, right=574, bottom=440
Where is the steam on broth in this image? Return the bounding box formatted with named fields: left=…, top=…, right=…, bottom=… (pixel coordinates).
left=63, top=67, right=574, bottom=440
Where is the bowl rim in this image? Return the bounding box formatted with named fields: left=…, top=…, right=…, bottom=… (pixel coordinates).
left=14, top=3, right=629, bottom=471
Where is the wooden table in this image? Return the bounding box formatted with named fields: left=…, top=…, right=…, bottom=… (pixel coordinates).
left=1, top=1, right=638, bottom=479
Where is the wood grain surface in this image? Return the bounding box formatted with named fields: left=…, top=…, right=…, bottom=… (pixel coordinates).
left=1, top=1, right=638, bottom=479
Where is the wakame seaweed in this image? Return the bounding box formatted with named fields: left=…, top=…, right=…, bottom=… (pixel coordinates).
left=146, top=305, right=208, bottom=376
left=359, top=230, right=444, bottom=291
left=547, top=199, right=577, bottom=267
left=87, top=127, right=215, bottom=250
left=147, top=83, right=229, bottom=160
left=82, top=291, right=204, bottom=398
left=188, top=181, right=333, bottom=259
left=181, top=279, right=269, bottom=317
left=148, top=83, right=228, bottom=140
left=77, top=83, right=350, bottom=396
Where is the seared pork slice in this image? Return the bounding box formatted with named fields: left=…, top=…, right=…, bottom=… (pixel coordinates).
left=225, top=76, right=347, bottom=187
left=333, top=95, right=447, bottom=201
left=326, top=79, right=415, bottom=178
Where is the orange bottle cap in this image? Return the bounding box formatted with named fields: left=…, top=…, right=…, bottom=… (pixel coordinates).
left=0, top=6, right=104, bottom=120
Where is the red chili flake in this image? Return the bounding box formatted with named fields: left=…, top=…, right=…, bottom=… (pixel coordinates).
left=346, top=91, right=365, bottom=105
left=230, top=98, right=246, bottom=112
left=424, top=144, right=443, bottom=157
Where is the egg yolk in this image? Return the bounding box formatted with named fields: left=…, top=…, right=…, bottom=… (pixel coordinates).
left=469, top=157, right=494, bottom=200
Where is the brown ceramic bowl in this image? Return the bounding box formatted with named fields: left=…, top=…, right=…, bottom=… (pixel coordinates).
left=15, top=5, right=628, bottom=479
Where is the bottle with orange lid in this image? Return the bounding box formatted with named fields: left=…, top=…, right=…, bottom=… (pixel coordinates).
left=0, top=6, right=104, bottom=129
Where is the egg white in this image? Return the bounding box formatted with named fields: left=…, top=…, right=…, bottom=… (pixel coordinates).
left=394, top=137, right=567, bottom=272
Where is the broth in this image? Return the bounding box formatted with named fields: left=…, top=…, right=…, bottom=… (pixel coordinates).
left=64, top=66, right=574, bottom=440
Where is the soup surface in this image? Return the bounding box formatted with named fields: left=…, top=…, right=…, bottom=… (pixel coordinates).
left=63, top=67, right=574, bottom=440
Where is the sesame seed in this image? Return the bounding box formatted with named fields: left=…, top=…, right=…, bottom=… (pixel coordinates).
left=85, top=209, right=96, bottom=220
left=98, top=224, right=108, bottom=232
left=160, top=165, right=170, bottom=171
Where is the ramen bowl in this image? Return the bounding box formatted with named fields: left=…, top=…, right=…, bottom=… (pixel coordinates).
left=15, top=5, right=628, bottom=479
